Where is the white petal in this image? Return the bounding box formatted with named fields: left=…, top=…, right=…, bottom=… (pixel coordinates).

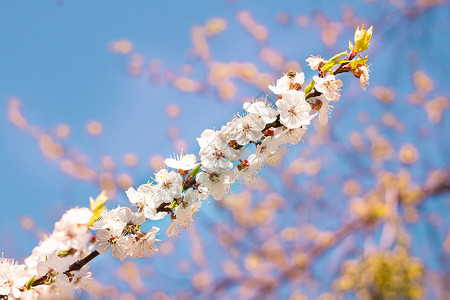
left=95, top=240, right=111, bottom=255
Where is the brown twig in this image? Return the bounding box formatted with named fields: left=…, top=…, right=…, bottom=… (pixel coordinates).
left=25, top=250, right=100, bottom=290
left=305, top=89, right=322, bottom=100
left=63, top=250, right=99, bottom=275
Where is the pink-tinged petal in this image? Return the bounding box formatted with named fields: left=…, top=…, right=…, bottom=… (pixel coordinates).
left=95, top=240, right=111, bottom=255
left=96, top=228, right=111, bottom=240
left=10, top=286, right=22, bottom=299
left=0, top=285, right=10, bottom=296
left=111, top=236, right=132, bottom=261
left=36, top=261, right=48, bottom=277
left=55, top=273, right=70, bottom=287
left=319, top=110, right=329, bottom=125
left=166, top=223, right=180, bottom=237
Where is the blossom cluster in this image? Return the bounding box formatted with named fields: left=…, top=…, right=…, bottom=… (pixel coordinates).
left=1, top=207, right=95, bottom=299
left=88, top=24, right=372, bottom=269
left=103, top=62, right=364, bottom=258
left=90, top=206, right=160, bottom=260
left=98, top=74, right=321, bottom=261
left=0, top=25, right=372, bottom=299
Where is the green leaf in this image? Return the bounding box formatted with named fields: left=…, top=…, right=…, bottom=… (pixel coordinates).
left=26, top=276, right=36, bottom=290
left=329, top=50, right=348, bottom=62
left=57, top=250, right=70, bottom=257
left=304, top=80, right=315, bottom=94
left=89, top=191, right=108, bottom=213
left=321, top=60, right=337, bottom=73
left=182, top=164, right=202, bottom=192
left=168, top=200, right=178, bottom=209
left=188, top=164, right=202, bottom=179
left=321, top=51, right=350, bottom=73
left=350, top=56, right=368, bottom=69
left=88, top=191, right=108, bottom=227
left=335, top=60, right=351, bottom=64
left=322, top=58, right=352, bottom=73
left=89, top=209, right=103, bottom=227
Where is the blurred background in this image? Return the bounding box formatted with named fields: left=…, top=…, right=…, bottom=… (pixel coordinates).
left=1, top=0, right=449, bottom=299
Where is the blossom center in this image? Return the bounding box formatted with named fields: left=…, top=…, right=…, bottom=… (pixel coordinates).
left=288, top=106, right=297, bottom=115
left=161, top=180, right=172, bottom=189
left=324, top=81, right=333, bottom=89
left=209, top=172, right=220, bottom=182
left=213, top=150, right=225, bottom=160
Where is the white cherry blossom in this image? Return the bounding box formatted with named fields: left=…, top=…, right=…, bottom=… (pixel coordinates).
left=89, top=206, right=124, bottom=231
left=243, top=101, right=279, bottom=124
left=235, top=154, right=264, bottom=184
left=199, top=130, right=240, bottom=172
left=126, top=184, right=167, bottom=220
left=126, top=183, right=152, bottom=207
left=154, top=169, right=183, bottom=203
left=200, top=146, right=240, bottom=172
left=130, top=227, right=160, bottom=258
left=197, top=128, right=227, bottom=150
left=306, top=55, right=326, bottom=70
left=94, top=223, right=132, bottom=261
left=313, top=74, right=343, bottom=101
left=36, top=254, right=70, bottom=287
left=48, top=207, right=93, bottom=252
left=60, top=266, right=92, bottom=296
left=0, top=262, right=28, bottom=299
left=359, top=65, right=370, bottom=91
left=276, top=90, right=313, bottom=129
left=254, top=136, right=282, bottom=162
left=23, top=207, right=94, bottom=272
left=311, top=94, right=334, bottom=125
left=167, top=190, right=202, bottom=236
left=196, top=170, right=235, bottom=201
left=164, top=153, right=199, bottom=171
left=227, top=114, right=265, bottom=146
left=54, top=207, right=93, bottom=232
left=274, top=126, right=308, bottom=145
left=269, top=71, right=305, bottom=94
left=117, top=207, right=146, bottom=235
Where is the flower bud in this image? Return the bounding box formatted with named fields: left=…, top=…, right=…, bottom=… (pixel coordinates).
left=289, top=82, right=302, bottom=91
left=349, top=25, right=373, bottom=54
left=237, top=159, right=250, bottom=171
left=353, top=67, right=363, bottom=78
left=178, top=169, right=189, bottom=175
left=286, top=70, right=297, bottom=79
left=263, top=128, right=275, bottom=137
left=311, top=99, right=323, bottom=111
left=228, top=140, right=238, bottom=149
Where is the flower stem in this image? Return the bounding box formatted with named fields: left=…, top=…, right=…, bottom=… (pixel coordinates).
left=305, top=89, right=322, bottom=100
left=63, top=250, right=100, bottom=275
left=24, top=250, right=100, bottom=290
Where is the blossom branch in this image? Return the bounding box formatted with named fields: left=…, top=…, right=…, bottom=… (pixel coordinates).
left=0, top=25, right=375, bottom=299
left=62, top=250, right=99, bottom=275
